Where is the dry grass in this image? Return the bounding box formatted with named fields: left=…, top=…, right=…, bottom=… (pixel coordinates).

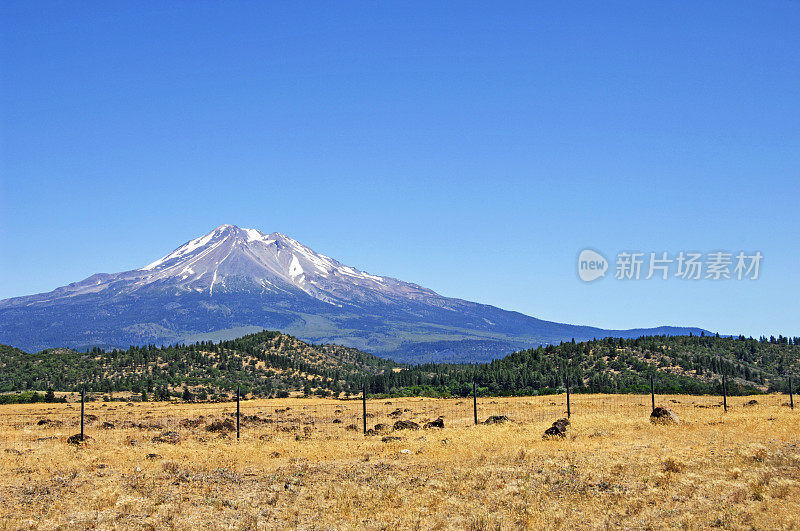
left=1, top=394, right=799, bottom=529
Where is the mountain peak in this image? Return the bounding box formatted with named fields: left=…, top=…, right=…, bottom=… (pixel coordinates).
left=142, top=225, right=270, bottom=270
left=103, top=225, right=430, bottom=304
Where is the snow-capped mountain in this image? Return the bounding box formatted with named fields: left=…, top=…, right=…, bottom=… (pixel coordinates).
left=0, top=225, right=707, bottom=362
left=19, top=225, right=435, bottom=307
left=138, top=225, right=441, bottom=305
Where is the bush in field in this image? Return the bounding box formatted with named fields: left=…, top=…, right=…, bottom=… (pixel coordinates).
left=0, top=391, right=43, bottom=404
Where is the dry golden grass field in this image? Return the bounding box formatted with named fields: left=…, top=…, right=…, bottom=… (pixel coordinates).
left=1, top=393, right=798, bottom=530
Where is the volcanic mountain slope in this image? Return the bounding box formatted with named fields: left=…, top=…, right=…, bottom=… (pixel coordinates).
left=0, top=225, right=707, bottom=362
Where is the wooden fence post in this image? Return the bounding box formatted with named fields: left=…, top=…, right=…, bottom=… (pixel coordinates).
left=790, top=376, right=794, bottom=410
left=362, top=381, right=367, bottom=435
left=473, top=380, right=478, bottom=425
left=236, top=385, right=240, bottom=440
left=722, top=374, right=728, bottom=413
left=565, top=374, right=571, bottom=419
left=80, top=386, right=85, bottom=441
left=650, top=375, right=655, bottom=412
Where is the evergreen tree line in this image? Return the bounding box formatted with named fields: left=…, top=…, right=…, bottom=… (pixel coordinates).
left=1, top=332, right=798, bottom=401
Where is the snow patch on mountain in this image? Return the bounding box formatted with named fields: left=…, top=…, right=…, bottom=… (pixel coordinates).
left=142, top=230, right=217, bottom=271
left=288, top=255, right=304, bottom=280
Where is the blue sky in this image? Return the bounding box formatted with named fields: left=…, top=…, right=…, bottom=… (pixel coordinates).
left=1, top=2, right=798, bottom=337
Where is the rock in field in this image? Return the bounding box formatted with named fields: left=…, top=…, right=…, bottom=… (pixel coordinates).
left=180, top=417, right=205, bottom=428
left=393, top=420, right=420, bottom=431
left=483, top=415, right=509, bottom=425
left=650, top=407, right=680, bottom=425
left=544, top=425, right=565, bottom=438
left=152, top=431, right=182, bottom=444
left=67, top=433, right=90, bottom=445
left=424, top=418, right=444, bottom=429
left=543, top=418, right=570, bottom=438
left=206, top=418, right=236, bottom=433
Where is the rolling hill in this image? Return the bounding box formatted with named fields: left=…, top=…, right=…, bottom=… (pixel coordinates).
left=1, top=331, right=797, bottom=400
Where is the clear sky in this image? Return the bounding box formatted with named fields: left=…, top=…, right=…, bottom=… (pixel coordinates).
left=1, top=2, right=798, bottom=338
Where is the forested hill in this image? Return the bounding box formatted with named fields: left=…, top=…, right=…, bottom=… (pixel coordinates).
left=1, top=332, right=798, bottom=401
left=0, top=331, right=396, bottom=400
left=366, top=334, right=800, bottom=397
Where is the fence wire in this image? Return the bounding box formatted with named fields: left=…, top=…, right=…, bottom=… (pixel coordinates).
left=0, top=390, right=795, bottom=454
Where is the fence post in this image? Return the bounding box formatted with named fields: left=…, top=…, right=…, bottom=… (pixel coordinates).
left=650, top=375, right=655, bottom=412
left=790, top=376, right=794, bottom=410
left=236, top=385, right=240, bottom=440
left=564, top=369, right=572, bottom=418
left=472, top=380, right=478, bottom=425
left=80, top=386, right=85, bottom=441
left=362, top=381, right=367, bottom=435
left=722, top=374, right=728, bottom=413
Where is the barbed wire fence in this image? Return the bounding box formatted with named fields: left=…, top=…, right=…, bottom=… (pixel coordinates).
left=0, top=373, right=795, bottom=453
